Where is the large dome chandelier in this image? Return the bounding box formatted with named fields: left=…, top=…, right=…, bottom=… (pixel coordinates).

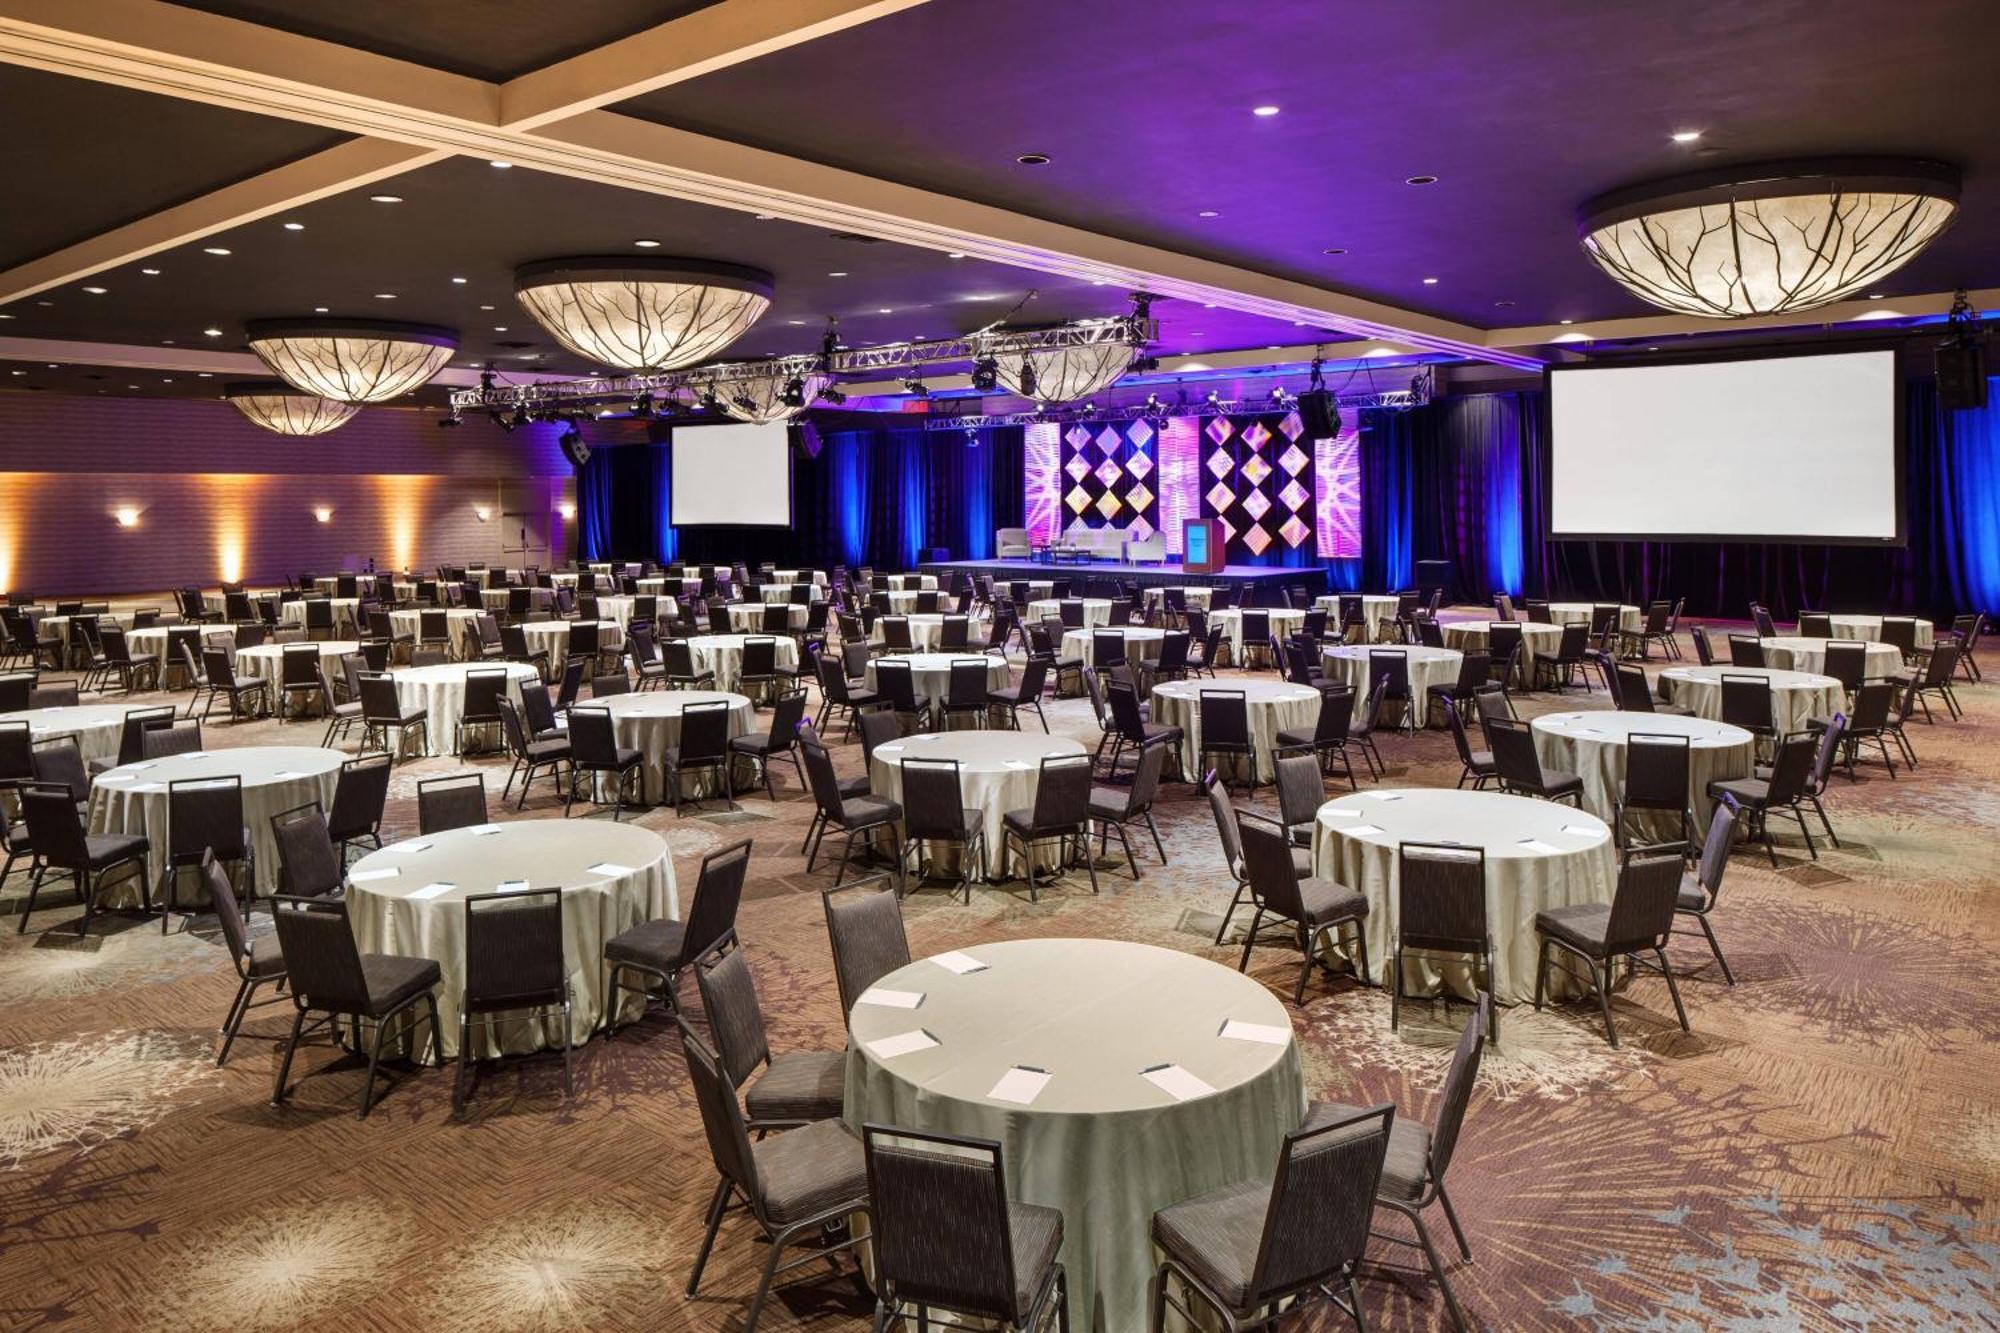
left=514, top=257, right=774, bottom=372
left=245, top=319, right=458, bottom=403
left=1577, top=158, right=1959, bottom=318
left=223, top=380, right=360, bottom=436
left=714, top=365, right=831, bottom=424
left=995, top=336, right=1135, bottom=405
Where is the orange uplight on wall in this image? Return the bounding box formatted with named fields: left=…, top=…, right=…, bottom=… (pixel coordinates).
left=373, top=474, right=430, bottom=572
left=472, top=504, right=492, bottom=522
left=200, top=473, right=260, bottom=585
left=114, top=506, right=141, bottom=527
left=557, top=502, right=576, bottom=521
left=0, top=473, right=31, bottom=593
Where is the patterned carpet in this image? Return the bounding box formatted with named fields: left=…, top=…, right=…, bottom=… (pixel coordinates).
left=2, top=621, right=1996, bottom=1332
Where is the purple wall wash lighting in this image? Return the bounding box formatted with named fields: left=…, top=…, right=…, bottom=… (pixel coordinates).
left=1315, top=423, right=1363, bottom=558
left=1023, top=421, right=1062, bottom=544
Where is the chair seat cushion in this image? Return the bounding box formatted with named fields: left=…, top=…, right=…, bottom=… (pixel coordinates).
left=524, top=738, right=571, bottom=760
left=1274, top=727, right=1315, bottom=748
left=1303, top=1100, right=1430, bottom=1203
left=1151, top=1179, right=1268, bottom=1309
left=835, top=774, right=871, bottom=801
left=84, top=833, right=149, bottom=868
left=1707, top=777, right=1770, bottom=806
left=844, top=687, right=881, bottom=706
left=247, top=933, right=287, bottom=979
left=1535, top=902, right=1612, bottom=957
left=604, top=916, right=688, bottom=971
left=839, top=795, right=901, bottom=828
left=728, top=730, right=778, bottom=756
left=1086, top=787, right=1133, bottom=820
left=1677, top=873, right=1708, bottom=912
left=358, top=952, right=442, bottom=1016
left=745, top=1049, right=846, bottom=1125
left=1004, top=808, right=1080, bottom=838
left=751, top=1117, right=868, bottom=1224
left=1298, top=876, right=1368, bottom=925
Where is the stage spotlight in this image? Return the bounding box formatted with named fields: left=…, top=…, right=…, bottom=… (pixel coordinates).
left=1017, top=357, right=1037, bottom=397
left=491, top=410, right=514, bottom=433
left=699, top=386, right=720, bottom=410
left=970, top=356, right=1000, bottom=391
left=509, top=403, right=532, bottom=430
left=632, top=391, right=655, bottom=418
left=732, top=393, right=758, bottom=413
left=903, top=376, right=930, bottom=399
left=779, top=375, right=808, bottom=409
left=820, top=386, right=847, bottom=405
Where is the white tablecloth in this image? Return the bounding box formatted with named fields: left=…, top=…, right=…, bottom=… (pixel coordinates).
left=1028, top=598, right=1113, bottom=629
left=578, top=690, right=756, bottom=803
left=868, top=614, right=981, bottom=652
left=682, top=634, right=799, bottom=694
left=1144, top=585, right=1218, bottom=615
left=876, top=574, right=938, bottom=591
left=1149, top=680, right=1318, bottom=786
left=1313, top=594, right=1402, bottom=641
left=757, top=582, right=825, bottom=603
left=388, top=662, right=539, bottom=756
left=1061, top=627, right=1167, bottom=668
left=388, top=608, right=484, bottom=660
left=768, top=568, right=828, bottom=587
left=88, top=745, right=345, bottom=902
left=479, top=586, right=555, bottom=613
left=1827, top=615, right=1933, bottom=649
left=1209, top=607, right=1306, bottom=663
left=864, top=653, right=1011, bottom=712
left=1, top=703, right=131, bottom=770
left=865, top=590, right=924, bottom=614
left=1530, top=711, right=1754, bottom=838
left=1321, top=645, right=1463, bottom=723
left=1440, top=620, right=1565, bottom=682
left=1545, top=602, right=1643, bottom=633
left=592, top=596, right=641, bottom=629
left=1311, top=789, right=1617, bottom=1003
left=726, top=602, right=808, bottom=633
left=346, top=821, right=677, bottom=1058
left=519, top=619, right=624, bottom=664
left=235, top=640, right=358, bottom=690
left=1660, top=666, right=1845, bottom=737
left=868, top=731, right=1088, bottom=878
left=1758, top=636, right=1903, bottom=679
left=279, top=598, right=360, bottom=634
left=844, top=938, right=1304, bottom=1333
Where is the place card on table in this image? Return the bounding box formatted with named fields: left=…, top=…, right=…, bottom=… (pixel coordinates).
left=495, top=879, right=530, bottom=894
left=1343, top=824, right=1386, bottom=838
left=932, top=950, right=988, bottom=975
left=988, top=1066, right=1052, bottom=1105
left=1142, top=1064, right=1217, bottom=1102
left=864, top=1029, right=940, bottom=1059
left=1559, top=824, right=1600, bottom=838
left=1003, top=759, right=1032, bottom=770
left=467, top=824, right=503, bottom=836
left=347, top=867, right=400, bottom=883
left=271, top=770, right=306, bottom=779
left=586, top=861, right=635, bottom=877
left=1359, top=791, right=1405, bottom=802
left=1321, top=807, right=1360, bottom=819
left=858, top=987, right=925, bottom=1010
left=408, top=881, right=456, bottom=900
left=1219, top=1019, right=1291, bottom=1046
left=1516, top=838, right=1561, bottom=854
left=382, top=841, right=432, bottom=855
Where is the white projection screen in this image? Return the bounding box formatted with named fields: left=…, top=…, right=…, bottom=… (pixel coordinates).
left=1547, top=349, right=1903, bottom=544
left=670, top=422, right=793, bottom=526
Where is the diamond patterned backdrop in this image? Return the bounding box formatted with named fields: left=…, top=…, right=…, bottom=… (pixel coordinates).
left=1199, top=412, right=1317, bottom=559
left=1056, top=419, right=1160, bottom=542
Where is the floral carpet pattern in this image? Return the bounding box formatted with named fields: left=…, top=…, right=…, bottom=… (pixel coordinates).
left=0, top=618, right=1995, bottom=1331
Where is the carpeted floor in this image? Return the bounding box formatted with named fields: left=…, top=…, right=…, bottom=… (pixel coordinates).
left=1, top=619, right=1996, bottom=1331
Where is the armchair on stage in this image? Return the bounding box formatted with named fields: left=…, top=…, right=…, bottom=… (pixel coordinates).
left=995, top=527, right=1033, bottom=558
left=996, top=521, right=1165, bottom=563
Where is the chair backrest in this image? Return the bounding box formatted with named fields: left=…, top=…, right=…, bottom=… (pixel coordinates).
left=1238, top=813, right=1308, bottom=921
left=1797, top=610, right=1832, bottom=638
left=1879, top=616, right=1918, bottom=655
left=269, top=894, right=370, bottom=1012
left=1727, top=633, right=1765, bottom=667
left=1696, top=795, right=1740, bottom=901
left=946, top=658, right=991, bottom=708
left=1274, top=751, right=1324, bottom=830
left=900, top=757, right=969, bottom=842
left=1247, top=1102, right=1395, bottom=1306
left=416, top=773, right=487, bottom=834
left=1719, top=674, right=1774, bottom=732
left=1028, top=753, right=1092, bottom=830
left=1091, top=628, right=1127, bottom=667
left=1819, top=640, right=1867, bottom=691
left=679, top=699, right=733, bottom=762
left=1484, top=715, right=1547, bottom=792
left=694, top=942, right=773, bottom=1088
left=20, top=783, right=89, bottom=867
left=1624, top=732, right=1691, bottom=811
left=327, top=752, right=392, bottom=840
left=678, top=838, right=750, bottom=967
left=863, top=1125, right=1023, bottom=1322
left=1197, top=689, right=1250, bottom=746
left=141, top=719, right=203, bottom=759
left=463, top=886, right=566, bottom=1010
left=1396, top=842, right=1487, bottom=952
left=1847, top=679, right=1894, bottom=730
left=678, top=1022, right=764, bottom=1208
left=823, top=874, right=910, bottom=1013
left=1604, top=845, right=1688, bottom=952
left=116, top=705, right=178, bottom=765
left=167, top=775, right=246, bottom=859
left=1427, top=993, right=1490, bottom=1181
left=1367, top=649, right=1410, bottom=696
left=1808, top=712, right=1846, bottom=790
left=0, top=719, right=30, bottom=783
left=270, top=802, right=343, bottom=896
left=1204, top=770, right=1247, bottom=879
left=29, top=736, right=90, bottom=801
left=202, top=850, right=255, bottom=967
left=1764, top=732, right=1820, bottom=802
left=1613, top=662, right=1657, bottom=712
left=1690, top=624, right=1715, bottom=665
left=1922, top=640, right=1961, bottom=685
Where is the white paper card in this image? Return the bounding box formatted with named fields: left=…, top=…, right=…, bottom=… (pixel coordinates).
left=408, top=882, right=456, bottom=900
left=1344, top=824, right=1386, bottom=837
left=347, top=867, right=400, bottom=883
left=1517, top=838, right=1561, bottom=854
left=858, top=988, right=924, bottom=1010
left=383, top=841, right=431, bottom=855
left=468, top=824, right=502, bottom=836
left=1003, top=759, right=1031, bottom=770
left=1360, top=791, right=1405, bottom=802
left=586, top=861, right=635, bottom=877
left=495, top=879, right=530, bottom=894
left=1142, top=1064, right=1217, bottom=1102
left=271, top=770, right=305, bottom=779
left=988, top=1066, right=1052, bottom=1105
left=932, top=950, right=988, bottom=975
left=1559, top=824, right=1599, bottom=838
left=1321, top=807, right=1360, bottom=818
left=123, top=762, right=154, bottom=772
left=864, top=1029, right=939, bottom=1059
left=1220, top=1019, right=1291, bottom=1046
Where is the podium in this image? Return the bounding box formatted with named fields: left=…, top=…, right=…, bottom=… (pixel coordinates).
left=1183, top=518, right=1224, bottom=574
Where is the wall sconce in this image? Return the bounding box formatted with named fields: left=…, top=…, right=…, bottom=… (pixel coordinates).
left=557, top=502, right=576, bottom=521
left=312, top=506, right=333, bottom=523
left=472, top=504, right=491, bottom=522
left=113, top=506, right=141, bottom=528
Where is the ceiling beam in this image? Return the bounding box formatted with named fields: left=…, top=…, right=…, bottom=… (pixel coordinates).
left=1485, top=288, right=2000, bottom=350
left=0, top=335, right=570, bottom=386
left=496, top=0, right=930, bottom=131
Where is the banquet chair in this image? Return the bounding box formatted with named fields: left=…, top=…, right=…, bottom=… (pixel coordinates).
left=664, top=639, right=716, bottom=690
left=1281, top=637, right=1326, bottom=688
left=454, top=668, right=510, bottom=755
left=1239, top=610, right=1273, bottom=669
left=678, top=1023, right=871, bottom=1333
left=591, top=672, right=631, bottom=698
left=159, top=775, right=253, bottom=932
left=454, top=886, right=572, bottom=1114
left=140, top=719, right=204, bottom=760
left=1392, top=842, right=1496, bottom=1043
left=17, top=782, right=151, bottom=935
left=1144, top=630, right=1192, bottom=692
left=1197, top=689, right=1258, bottom=790
left=564, top=707, right=644, bottom=819
left=801, top=739, right=906, bottom=893
left=93, top=625, right=158, bottom=694
left=1345, top=676, right=1392, bottom=780
left=549, top=660, right=587, bottom=718
left=1189, top=623, right=1227, bottom=679
left=498, top=624, right=550, bottom=680
left=1531, top=623, right=1591, bottom=692
left=1613, top=661, right=1691, bottom=716
left=1623, top=601, right=1677, bottom=659
left=1706, top=731, right=1820, bottom=865
left=1673, top=795, right=1741, bottom=984
left=278, top=644, right=326, bottom=721
left=1486, top=716, right=1584, bottom=805
left=359, top=673, right=428, bottom=760
left=471, top=614, right=509, bottom=662
left=603, top=837, right=750, bottom=1032
left=1879, top=616, right=1921, bottom=664
left=1817, top=680, right=1901, bottom=778
left=1439, top=697, right=1498, bottom=791
left=326, top=753, right=392, bottom=862
left=1090, top=628, right=1128, bottom=670
left=416, top=772, right=487, bottom=835
left=1276, top=683, right=1361, bottom=790
left=1425, top=651, right=1490, bottom=729
left=1523, top=599, right=1552, bottom=624
left=872, top=658, right=933, bottom=732
left=1000, top=753, right=1098, bottom=901
left=813, top=655, right=885, bottom=739
left=30, top=734, right=93, bottom=807
left=1088, top=738, right=1169, bottom=880
left=899, top=757, right=986, bottom=902
left=1273, top=752, right=1326, bottom=849
left=1777, top=714, right=1845, bottom=849
left=318, top=662, right=365, bottom=748
left=1796, top=610, right=1833, bottom=639
left=1236, top=814, right=1370, bottom=1005
left=1893, top=642, right=1963, bottom=722
left=1205, top=770, right=1309, bottom=946
left=1416, top=616, right=1446, bottom=649
left=866, top=1123, right=1070, bottom=1333
left=667, top=699, right=738, bottom=815
left=729, top=689, right=809, bottom=801
left=1026, top=623, right=1081, bottom=697
left=1588, top=604, right=1622, bottom=653
left=1366, top=649, right=1416, bottom=735
left=986, top=655, right=1051, bottom=733
left=204, top=851, right=287, bottom=1066
left=1306, top=996, right=1488, bottom=1332
left=1615, top=733, right=1694, bottom=853
left=938, top=613, right=971, bottom=651
left=941, top=658, right=993, bottom=730
left=269, top=802, right=344, bottom=898
left=269, top=893, right=444, bottom=1119
left=1106, top=679, right=1185, bottom=782
left=1750, top=604, right=1778, bottom=638
left=92, top=704, right=176, bottom=776
left=1718, top=674, right=1776, bottom=753
left=1534, top=845, right=1690, bottom=1048
left=852, top=711, right=902, bottom=793
left=1947, top=611, right=1985, bottom=681
left=695, top=941, right=844, bottom=1131
left=303, top=598, right=336, bottom=642
left=822, top=872, right=911, bottom=1011
left=1689, top=624, right=1716, bottom=666
left=1727, top=633, right=1765, bottom=667
left=1485, top=622, right=1524, bottom=687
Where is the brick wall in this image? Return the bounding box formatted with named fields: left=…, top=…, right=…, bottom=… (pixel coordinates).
left=0, top=392, right=576, bottom=596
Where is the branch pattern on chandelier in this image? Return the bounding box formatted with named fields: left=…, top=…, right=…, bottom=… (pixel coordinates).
left=223, top=380, right=361, bottom=436
left=245, top=319, right=459, bottom=403
left=513, top=258, right=774, bottom=372
left=1577, top=158, right=1959, bottom=318
left=996, top=338, right=1136, bottom=404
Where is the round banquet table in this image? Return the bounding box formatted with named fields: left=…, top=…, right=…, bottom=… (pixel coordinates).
left=1321, top=645, right=1463, bottom=724
left=479, top=586, right=555, bottom=613
left=866, top=589, right=923, bottom=614
left=1062, top=626, right=1167, bottom=668
left=345, top=820, right=677, bottom=1058
left=388, top=661, right=539, bottom=756
left=757, top=582, right=824, bottom=603
left=864, top=653, right=1012, bottom=712
left=876, top=574, right=938, bottom=592
left=1311, top=788, right=1617, bottom=1004
left=1029, top=597, right=1114, bottom=629
left=1313, top=594, right=1402, bottom=641
left=279, top=597, right=359, bottom=634
left=843, top=938, right=1305, bottom=1333
left=1659, top=665, right=1844, bottom=737
left=88, top=745, right=344, bottom=903
left=1149, top=680, right=1318, bottom=786
left=1547, top=602, right=1642, bottom=633
left=518, top=618, right=624, bottom=664
left=548, top=572, right=580, bottom=589
left=1209, top=607, right=1306, bottom=664
left=1757, top=636, right=1903, bottom=679
left=234, top=640, right=358, bottom=689
left=126, top=625, right=230, bottom=674
left=591, top=596, right=640, bottom=629
left=0, top=703, right=130, bottom=770
left=868, top=614, right=978, bottom=652
left=685, top=634, right=799, bottom=694
left=1143, top=585, right=1218, bottom=615
left=1440, top=620, right=1565, bottom=682
left=388, top=607, right=484, bottom=660
left=726, top=601, right=809, bottom=633
left=577, top=690, right=756, bottom=803
left=867, top=731, right=1088, bottom=879
left=1530, top=710, right=1754, bottom=838
left=1827, top=615, right=1933, bottom=649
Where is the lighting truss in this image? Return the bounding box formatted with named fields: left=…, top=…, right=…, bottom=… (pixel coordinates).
left=918, top=375, right=1432, bottom=432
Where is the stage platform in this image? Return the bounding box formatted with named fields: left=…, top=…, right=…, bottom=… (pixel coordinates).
left=919, top=557, right=1325, bottom=593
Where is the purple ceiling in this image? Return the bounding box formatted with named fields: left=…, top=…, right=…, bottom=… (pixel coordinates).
left=621, top=0, right=2000, bottom=328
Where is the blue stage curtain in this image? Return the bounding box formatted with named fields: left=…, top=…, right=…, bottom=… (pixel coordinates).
left=1413, top=393, right=1529, bottom=600
left=1358, top=407, right=1422, bottom=591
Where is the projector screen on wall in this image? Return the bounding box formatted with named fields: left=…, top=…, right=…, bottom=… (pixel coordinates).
left=1547, top=348, right=1902, bottom=544
left=671, top=422, right=792, bottom=526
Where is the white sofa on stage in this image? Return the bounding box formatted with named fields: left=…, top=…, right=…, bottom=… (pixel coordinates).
left=989, top=522, right=1166, bottom=563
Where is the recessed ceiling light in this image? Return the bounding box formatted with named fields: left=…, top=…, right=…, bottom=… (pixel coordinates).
left=1090, top=279, right=1109, bottom=286
left=488, top=159, right=512, bottom=169
left=161, top=377, right=173, bottom=383
left=8, top=370, right=23, bottom=376
left=202, top=327, right=223, bottom=336
left=203, top=247, right=231, bottom=255
left=282, top=221, right=304, bottom=231
left=1422, top=277, right=1439, bottom=285
left=1197, top=210, right=1220, bottom=218
left=1670, top=130, right=1702, bottom=143
left=788, top=319, right=805, bottom=325
left=140, top=267, right=161, bottom=275
left=369, top=194, right=403, bottom=203
left=946, top=251, right=966, bottom=259
left=1494, top=300, right=1516, bottom=308
left=1868, top=292, right=1886, bottom=299
left=1321, top=247, right=1347, bottom=256
left=493, top=326, right=507, bottom=332
left=451, top=276, right=467, bottom=284
left=1647, top=346, right=1661, bottom=351
left=479, top=304, right=495, bottom=311
left=197, top=372, right=212, bottom=378
left=752, top=213, right=774, bottom=220
left=161, top=339, right=174, bottom=345
left=82, top=286, right=107, bottom=295
left=828, top=271, right=847, bottom=277
left=1252, top=105, right=1280, bottom=117
left=313, top=306, right=329, bottom=313
left=1016, top=153, right=1050, bottom=166
left=1404, top=175, right=1438, bottom=185
left=0, top=314, right=12, bottom=320
left=1201, top=303, right=1216, bottom=309
left=1559, top=318, right=1574, bottom=325
left=633, top=238, right=661, bottom=248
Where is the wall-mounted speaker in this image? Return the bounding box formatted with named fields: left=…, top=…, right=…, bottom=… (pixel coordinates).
left=1297, top=388, right=1341, bottom=439
left=1937, top=341, right=1989, bottom=411
left=559, top=428, right=591, bottom=467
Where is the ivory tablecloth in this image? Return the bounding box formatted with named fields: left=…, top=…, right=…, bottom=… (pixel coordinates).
left=2, top=703, right=131, bottom=770
left=388, top=662, right=539, bottom=756
left=1530, top=710, right=1754, bottom=838
left=1321, top=645, right=1464, bottom=723
left=863, top=653, right=1010, bottom=712
left=1546, top=602, right=1643, bottom=633
left=1148, top=679, right=1318, bottom=786
left=235, top=640, right=358, bottom=689
left=1827, top=615, right=1933, bottom=649
left=279, top=598, right=360, bottom=634
left=1440, top=620, right=1564, bottom=683
left=726, top=601, right=809, bottom=633
left=867, top=731, right=1088, bottom=878
left=684, top=634, right=799, bottom=694
left=388, top=608, right=484, bottom=660
left=1660, top=666, right=1844, bottom=737
left=1312, top=594, right=1402, bottom=641
left=1028, top=598, right=1114, bottom=629
left=1061, top=627, right=1167, bottom=668
left=575, top=690, right=756, bottom=803
left=518, top=619, right=624, bottom=665
left=1757, top=636, right=1903, bottom=679
left=868, top=614, right=980, bottom=652
left=1209, top=607, right=1306, bottom=663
